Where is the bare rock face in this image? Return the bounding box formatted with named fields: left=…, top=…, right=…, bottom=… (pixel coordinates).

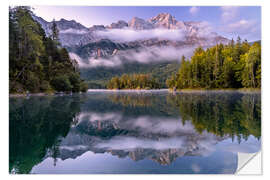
left=148, top=13, right=183, bottom=29
left=33, top=13, right=229, bottom=60
left=128, top=17, right=154, bottom=30
left=112, top=49, right=118, bottom=56
left=107, top=20, right=128, bottom=29
left=57, top=18, right=88, bottom=31
left=32, top=15, right=89, bottom=36
left=89, top=25, right=106, bottom=31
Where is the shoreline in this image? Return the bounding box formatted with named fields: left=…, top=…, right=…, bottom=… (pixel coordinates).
left=9, top=92, right=75, bottom=98
left=88, top=89, right=168, bottom=92
left=9, top=88, right=261, bottom=97
left=168, top=88, right=261, bottom=93
left=9, top=93, right=48, bottom=98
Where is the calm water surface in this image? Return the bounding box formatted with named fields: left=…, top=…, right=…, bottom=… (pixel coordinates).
left=9, top=90, right=261, bottom=174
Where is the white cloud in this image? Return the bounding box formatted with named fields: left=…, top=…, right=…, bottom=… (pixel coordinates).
left=221, top=6, right=240, bottom=22
left=94, top=22, right=214, bottom=43
left=74, top=112, right=215, bottom=138
left=220, top=7, right=260, bottom=40
left=226, top=19, right=257, bottom=35
left=70, top=46, right=196, bottom=68
left=195, top=21, right=214, bottom=37
left=69, top=53, right=86, bottom=66
left=68, top=21, right=221, bottom=68
left=189, top=6, right=199, bottom=15
left=95, top=28, right=186, bottom=42
left=76, top=112, right=123, bottom=124
left=94, top=134, right=218, bottom=153
left=60, top=28, right=88, bottom=34
left=95, top=136, right=185, bottom=150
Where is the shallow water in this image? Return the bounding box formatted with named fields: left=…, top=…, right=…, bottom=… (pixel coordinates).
left=9, top=90, right=261, bottom=174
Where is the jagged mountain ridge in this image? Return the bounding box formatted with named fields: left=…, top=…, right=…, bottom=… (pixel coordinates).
left=33, top=12, right=229, bottom=84
left=44, top=111, right=226, bottom=165
left=33, top=13, right=228, bottom=49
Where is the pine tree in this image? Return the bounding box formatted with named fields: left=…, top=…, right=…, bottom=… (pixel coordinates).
left=51, top=19, right=59, bottom=44
left=166, top=38, right=261, bottom=90
left=9, top=6, right=88, bottom=93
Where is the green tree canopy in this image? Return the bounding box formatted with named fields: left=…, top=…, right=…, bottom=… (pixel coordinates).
left=167, top=40, right=261, bottom=90
left=9, top=6, right=88, bottom=93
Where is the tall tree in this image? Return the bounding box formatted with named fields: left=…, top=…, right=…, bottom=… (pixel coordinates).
left=166, top=38, right=261, bottom=90
left=9, top=6, right=88, bottom=93
left=51, top=19, right=59, bottom=44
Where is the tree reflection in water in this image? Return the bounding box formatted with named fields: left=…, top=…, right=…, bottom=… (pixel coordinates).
left=166, top=92, right=261, bottom=141
left=9, top=96, right=82, bottom=174
left=9, top=91, right=261, bottom=174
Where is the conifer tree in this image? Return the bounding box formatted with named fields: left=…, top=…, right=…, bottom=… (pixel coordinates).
left=51, top=19, right=59, bottom=44
left=166, top=39, right=261, bottom=90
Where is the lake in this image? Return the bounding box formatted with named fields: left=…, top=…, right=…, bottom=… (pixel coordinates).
left=9, top=90, right=261, bottom=174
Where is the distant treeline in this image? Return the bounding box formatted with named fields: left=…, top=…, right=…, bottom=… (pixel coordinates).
left=9, top=7, right=88, bottom=94
left=82, top=62, right=180, bottom=89
left=107, top=74, right=160, bottom=89
left=166, top=38, right=261, bottom=90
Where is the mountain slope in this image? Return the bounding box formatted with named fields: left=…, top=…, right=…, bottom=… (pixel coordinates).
left=33, top=12, right=229, bottom=88
left=33, top=13, right=229, bottom=49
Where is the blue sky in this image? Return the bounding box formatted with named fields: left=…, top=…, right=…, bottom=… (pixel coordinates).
left=33, top=6, right=261, bottom=41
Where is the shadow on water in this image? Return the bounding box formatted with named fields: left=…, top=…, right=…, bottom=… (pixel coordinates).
left=9, top=91, right=261, bottom=174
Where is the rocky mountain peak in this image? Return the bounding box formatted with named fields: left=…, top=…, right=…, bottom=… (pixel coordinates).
left=107, top=20, right=128, bottom=29
left=148, top=13, right=179, bottom=29
left=56, top=18, right=88, bottom=31
left=128, top=17, right=154, bottom=30
left=89, top=25, right=106, bottom=31
left=33, top=13, right=229, bottom=49
left=150, top=13, right=174, bottom=22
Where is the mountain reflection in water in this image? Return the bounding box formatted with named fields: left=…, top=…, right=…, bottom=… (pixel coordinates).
left=9, top=90, right=261, bottom=174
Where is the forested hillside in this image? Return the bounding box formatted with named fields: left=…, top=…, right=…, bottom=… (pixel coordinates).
left=9, top=7, right=261, bottom=92
left=81, top=61, right=180, bottom=89
left=9, top=7, right=88, bottom=94
left=166, top=38, right=261, bottom=90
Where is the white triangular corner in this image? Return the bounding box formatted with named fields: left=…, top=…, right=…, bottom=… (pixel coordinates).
left=236, top=151, right=262, bottom=175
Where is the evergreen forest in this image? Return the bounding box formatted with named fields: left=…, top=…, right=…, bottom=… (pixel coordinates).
left=9, top=7, right=88, bottom=94
left=166, top=38, right=261, bottom=90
